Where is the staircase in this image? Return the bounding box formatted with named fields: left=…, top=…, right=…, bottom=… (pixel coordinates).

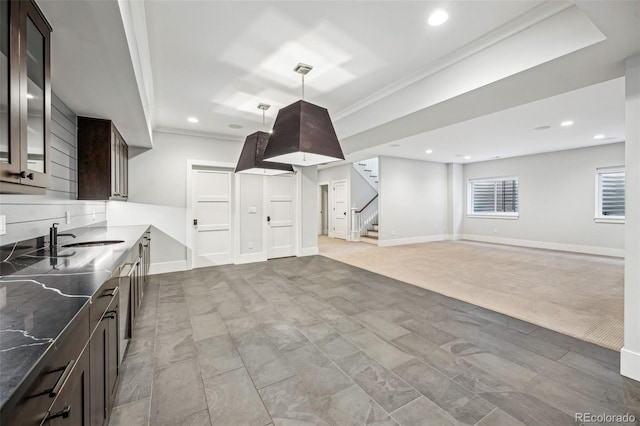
left=354, top=158, right=378, bottom=191
left=361, top=223, right=379, bottom=244
left=351, top=157, right=380, bottom=245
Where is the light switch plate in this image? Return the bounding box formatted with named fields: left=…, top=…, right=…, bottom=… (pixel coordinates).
left=0, top=215, right=6, bottom=236
left=248, top=206, right=257, bottom=214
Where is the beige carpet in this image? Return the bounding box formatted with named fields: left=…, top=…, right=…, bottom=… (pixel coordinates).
left=318, top=236, right=624, bottom=350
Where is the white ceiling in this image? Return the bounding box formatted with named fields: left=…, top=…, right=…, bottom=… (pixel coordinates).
left=38, top=0, right=640, bottom=164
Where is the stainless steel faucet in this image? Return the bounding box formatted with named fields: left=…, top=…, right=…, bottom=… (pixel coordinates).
left=49, top=223, right=76, bottom=247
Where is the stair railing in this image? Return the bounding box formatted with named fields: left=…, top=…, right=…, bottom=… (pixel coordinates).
left=350, top=194, right=379, bottom=241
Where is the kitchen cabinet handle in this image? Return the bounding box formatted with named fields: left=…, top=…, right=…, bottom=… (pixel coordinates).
left=101, top=287, right=118, bottom=298
left=48, top=360, right=75, bottom=397
left=45, top=406, right=71, bottom=420
left=103, top=310, right=117, bottom=320
left=13, top=171, right=33, bottom=179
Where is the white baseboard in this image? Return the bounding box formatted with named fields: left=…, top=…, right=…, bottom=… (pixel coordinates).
left=461, top=234, right=624, bottom=257
left=446, top=234, right=462, bottom=241
left=149, top=260, right=188, bottom=275
left=300, top=246, right=319, bottom=256
left=378, top=234, right=447, bottom=247
left=621, top=348, right=640, bottom=382
left=236, top=252, right=267, bottom=265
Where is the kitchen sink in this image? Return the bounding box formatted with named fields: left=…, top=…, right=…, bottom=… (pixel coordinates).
left=62, top=240, right=125, bottom=248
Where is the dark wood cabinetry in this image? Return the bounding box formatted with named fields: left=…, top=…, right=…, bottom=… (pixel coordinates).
left=0, top=0, right=52, bottom=194
left=3, top=307, right=89, bottom=426
left=42, top=347, right=91, bottom=426
left=77, top=117, right=129, bottom=201
left=89, top=294, right=118, bottom=426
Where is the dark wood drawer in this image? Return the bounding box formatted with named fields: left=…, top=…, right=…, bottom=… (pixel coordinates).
left=4, top=307, right=89, bottom=426
left=89, top=273, right=119, bottom=333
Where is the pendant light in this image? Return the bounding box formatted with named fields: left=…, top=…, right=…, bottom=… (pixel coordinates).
left=263, top=63, right=344, bottom=166
left=234, top=103, right=294, bottom=175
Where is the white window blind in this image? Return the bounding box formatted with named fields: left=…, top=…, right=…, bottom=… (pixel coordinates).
left=469, top=177, right=518, bottom=216
left=597, top=167, right=625, bottom=219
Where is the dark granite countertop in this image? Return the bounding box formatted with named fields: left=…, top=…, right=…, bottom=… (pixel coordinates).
left=0, top=224, right=149, bottom=411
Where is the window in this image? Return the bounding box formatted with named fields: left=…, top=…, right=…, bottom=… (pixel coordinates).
left=596, top=167, right=625, bottom=222
left=468, top=177, right=519, bottom=217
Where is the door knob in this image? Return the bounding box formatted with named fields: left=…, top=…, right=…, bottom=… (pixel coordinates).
left=343, top=212, right=346, bottom=216
left=267, top=216, right=271, bottom=222
left=193, top=219, right=198, bottom=226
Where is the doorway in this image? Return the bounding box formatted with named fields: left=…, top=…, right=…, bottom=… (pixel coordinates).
left=191, top=167, right=233, bottom=268
left=319, top=184, right=329, bottom=236
left=266, top=174, right=296, bottom=259
left=330, top=179, right=348, bottom=240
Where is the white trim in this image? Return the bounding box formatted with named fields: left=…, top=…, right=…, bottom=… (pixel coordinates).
left=467, top=214, right=519, bottom=220
left=594, top=217, right=625, bottom=224
left=621, top=348, right=640, bottom=382
left=236, top=252, right=267, bottom=265
left=300, top=246, right=319, bottom=256
left=378, top=234, right=447, bottom=247
left=149, top=260, right=188, bottom=275
left=462, top=234, right=624, bottom=257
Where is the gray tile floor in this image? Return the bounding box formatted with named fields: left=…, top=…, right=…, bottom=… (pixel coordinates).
left=109, top=256, right=640, bottom=426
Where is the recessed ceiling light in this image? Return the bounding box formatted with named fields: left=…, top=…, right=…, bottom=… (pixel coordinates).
left=229, top=124, right=243, bottom=129
left=425, top=149, right=433, bottom=154
left=464, top=155, right=471, bottom=160
left=428, top=9, right=449, bottom=26
left=534, top=125, right=551, bottom=131
left=594, top=134, right=605, bottom=140
left=187, top=117, right=198, bottom=123
left=26, top=93, right=35, bottom=100
left=560, top=120, right=574, bottom=127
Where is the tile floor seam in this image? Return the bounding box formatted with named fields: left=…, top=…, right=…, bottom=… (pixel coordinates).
left=473, top=407, right=499, bottom=426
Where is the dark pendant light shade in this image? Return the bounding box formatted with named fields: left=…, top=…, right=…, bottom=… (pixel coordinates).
left=263, top=100, right=344, bottom=166
left=234, top=131, right=294, bottom=175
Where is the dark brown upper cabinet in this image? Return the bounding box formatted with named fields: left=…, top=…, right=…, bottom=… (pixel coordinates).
left=0, top=0, right=52, bottom=194
left=77, top=117, right=128, bottom=201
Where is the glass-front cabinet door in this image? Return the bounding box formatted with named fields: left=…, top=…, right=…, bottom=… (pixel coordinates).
left=0, top=0, right=20, bottom=181
left=0, top=0, right=50, bottom=192
left=20, top=0, right=50, bottom=187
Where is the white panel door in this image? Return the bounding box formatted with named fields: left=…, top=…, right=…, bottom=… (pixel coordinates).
left=193, top=169, right=233, bottom=267
left=332, top=179, right=348, bottom=240
left=266, top=174, right=295, bottom=259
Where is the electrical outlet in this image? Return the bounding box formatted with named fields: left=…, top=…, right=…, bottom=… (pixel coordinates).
left=0, top=215, right=6, bottom=236
left=65, top=211, right=71, bottom=224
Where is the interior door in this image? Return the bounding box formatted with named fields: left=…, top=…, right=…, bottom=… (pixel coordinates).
left=192, top=169, right=233, bottom=267
left=332, top=179, right=348, bottom=239
left=266, top=174, right=295, bottom=259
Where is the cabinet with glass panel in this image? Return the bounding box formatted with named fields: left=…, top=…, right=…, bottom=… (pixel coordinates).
left=0, top=0, right=52, bottom=194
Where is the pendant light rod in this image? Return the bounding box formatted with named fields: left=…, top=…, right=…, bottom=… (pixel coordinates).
left=294, top=63, right=313, bottom=101
left=257, top=103, right=270, bottom=132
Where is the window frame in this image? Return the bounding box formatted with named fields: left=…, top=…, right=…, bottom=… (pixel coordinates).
left=467, top=176, right=519, bottom=219
left=595, top=166, right=625, bottom=224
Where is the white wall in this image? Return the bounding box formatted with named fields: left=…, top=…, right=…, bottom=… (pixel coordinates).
left=447, top=163, right=464, bottom=240
left=378, top=156, right=448, bottom=246
left=300, top=165, right=319, bottom=255
left=622, top=55, right=640, bottom=381
left=0, top=93, right=106, bottom=246
left=462, top=143, right=625, bottom=256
